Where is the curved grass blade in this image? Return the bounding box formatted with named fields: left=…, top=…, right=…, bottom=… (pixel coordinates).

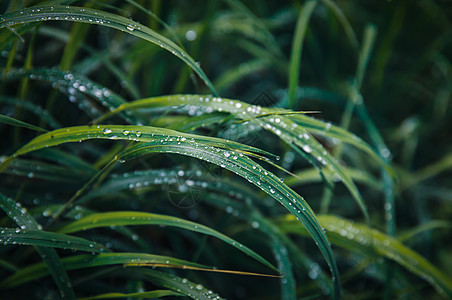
left=0, top=227, right=107, bottom=253
left=397, top=220, right=452, bottom=243
left=0, top=5, right=218, bottom=96
left=200, top=192, right=334, bottom=296
left=167, top=113, right=229, bottom=132
left=0, top=125, right=341, bottom=299
left=214, top=59, right=269, bottom=92
left=3, top=68, right=137, bottom=123
left=115, top=141, right=341, bottom=299
left=0, top=114, right=47, bottom=132
left=224, top=0, right=284, bottom=59
left=31, top=148, right=97, bottom=175
left=59, top=211, right=278, bottom=272
left=271, top=237, right=296, bottom=300
left=285, top=167, right=382, bottom=191
left=0, top=193, right=75, bottom=299
left=0, top=125, right=274, bottom=165
left=98, top=95, right=388, bottom=171
left=5, top=158, right=90, bottom=183
left=0, top=96, right=61, bottom=129
left=320, top=0, right=359, bottom=50
left=79, top=290, right=184, bottom=300
left=0, top=252, right=211, bottom=288
left=289, top=113, right=394, bottom=177
left=278, top=214, right=452, bottom=298
left=103, top=95, right=389, bottom=221
left=98, top=168, right=333, bottom=296
left=138, top=269, right=224, bottom=300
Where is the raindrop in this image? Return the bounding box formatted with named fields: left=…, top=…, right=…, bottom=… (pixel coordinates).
left=302, top=145, right=312, bottom=153
left=102, top=128, right=112, bottom=135
left=381, top=147, right=391, bottom=159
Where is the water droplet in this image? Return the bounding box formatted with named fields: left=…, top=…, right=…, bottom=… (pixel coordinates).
left=302, top=145, right=312, bottom=153
left=381, top=147, right=391, bottom=159
left=102, top=128, right=112, bottom=134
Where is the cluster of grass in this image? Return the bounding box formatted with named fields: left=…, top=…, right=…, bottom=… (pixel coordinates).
left=0, top=0, right=451, bottom=299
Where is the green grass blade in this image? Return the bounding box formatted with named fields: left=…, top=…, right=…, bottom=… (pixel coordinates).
left=397, top=220, right=452, bottom=243
left=288, top=0, right=317, bottom=108
left=112, top=93, right=388, bottom=161
left=0, top=148, right=96, bottom=186
left=224, top=0, right=283, bottom=59
left=321, top=0, right=359, bottom=50
left=3, top=68, right=137, bottom=122
left=99, top=94, right=389, bottom=172
left=4, top=158, right=90, bottom=183
left=0, top=96, right=61, bottom=129
left=285, top=167, right=382, bottom=190
left=31, top=148, right=97, bottom=174
left=0, top=114, right=47, bottom=132
left=0, top=227, right=107, bottom=253
left=200, top=190, right=334, bottom=296
left=272, top=238, right=296, bottom=300
left=289, top=113, right=394, bottom=176
left=278, top=214, right=452, bottom=298
left=116, top=141, right=341, bottom=299
left=138, top=269, right=224, bottom=300
left=0, top=193, right=75, bottom=299
left=0, top=124, right=341, bottom=299
left=0, top=125, right=274, bottom=162
left=59, top=211, right=278, bottom=272
left=0, top=252, right=212, bottom=288
left=356, top=24, right=377, bottom=89
left=0, top=5, right=218, bottom=96
left=79, top=290, right=184, bottom=300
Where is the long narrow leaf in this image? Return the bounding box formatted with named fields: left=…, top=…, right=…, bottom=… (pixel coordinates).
left=278, top=214, right=452, bottom=298
left=0, top=193, right=75, bottom=299
left=0, top=125, right=341, bottom=298
left=0, top=227, right=107, bottom=253
left=0, top=114, right=47, bottom=132
left=59, top=211, right=277, bottom=272
left=0, top=5, right=218, bottom=95
left=0, top=252, right=211, bottom=288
